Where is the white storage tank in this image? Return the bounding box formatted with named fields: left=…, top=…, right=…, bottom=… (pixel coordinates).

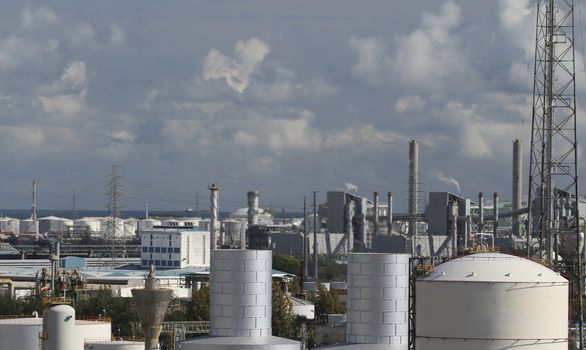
left=347, top=253, right=409, bottom=347
left=178, top=249, right=300, bottom=350
left=74, top=218, right=102, bottom=234
left=39, top=216, right=73, bottom=234
left=20, top=219, right=38, bottom=233
left=0, top=317, right=43, bottom=350
left=416, top=253, right=568, bottom=349
left=44, top=304, right=76, bottom=350
left=0, top=217, right=20, bottom=235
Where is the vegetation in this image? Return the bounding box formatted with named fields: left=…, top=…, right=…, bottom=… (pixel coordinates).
left=309, top=283, right=346, bottom=322
left=272, top=283, right=295, bottom=337
left=187, top=284, right=210, bottom=321
left=272, top=253, right=302, bottom=275
left=317, top=257, right=347, bottom=281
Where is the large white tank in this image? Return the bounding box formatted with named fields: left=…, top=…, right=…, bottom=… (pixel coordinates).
left=416, top=253, right=568, bottom=349
left=74, top=218, right=102, bottom=233
left=39, top=216, right=73, bottom=234
left=347, top=253, right=409, bottom=347
left=20, top=219, right=38, bottom=233
left=179, top=249, right=300, bottom=350
left=210, top=249, right=272, bottom=337
left=0, top=317, right=43, bottom=350
left=44, top=304, right=76, bottom=350
left=0, top=217, right=20, bottom=235
left=84, top=340, right=144, bottom=349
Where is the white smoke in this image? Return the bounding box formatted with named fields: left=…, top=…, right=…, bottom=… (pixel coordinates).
left=437, top=172, right=461, bottom=193
left=344, top=182, right=359, bottom=194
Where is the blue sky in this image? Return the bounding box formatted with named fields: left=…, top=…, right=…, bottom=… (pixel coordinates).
left=0, top=0, right=582, bottom=212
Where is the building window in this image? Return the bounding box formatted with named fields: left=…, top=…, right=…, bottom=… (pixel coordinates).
left=161, top=260, right=167, bottom=266
left=141, top=260, right=147, bottom=266
left=155, top=247, right=160, bottom=253
left=148, top=260, right=153, bottom=265
left=155, top=260, right=160, bottom=266
left=169, top=254, right=172, bottom=260
left=174, top=261, right=180, bottom=267
left=174, top=248, right=180, bottom=253
left=161, top=247, right=167, bottom=253
left=149, top=247, right=154, bottom=253
left=142, top=247, right=147, bottom=252
left=150, top=254, right=152, bottom=259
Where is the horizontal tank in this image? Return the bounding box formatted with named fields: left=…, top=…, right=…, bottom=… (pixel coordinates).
left=84, top=340, right=144, bottom=349
left=416, top=253, right=568, bottom=349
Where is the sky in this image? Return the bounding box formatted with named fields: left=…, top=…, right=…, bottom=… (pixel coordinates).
left=0, top=0, right=584, bottom=212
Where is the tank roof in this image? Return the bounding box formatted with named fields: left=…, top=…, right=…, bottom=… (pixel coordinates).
left=421, top=252, right=567, bottom=283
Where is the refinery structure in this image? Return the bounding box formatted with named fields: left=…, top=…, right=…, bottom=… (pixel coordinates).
left=0, top=0, right=585, bottom=349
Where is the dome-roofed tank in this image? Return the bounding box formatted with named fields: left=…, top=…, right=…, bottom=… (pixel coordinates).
left=416, top=253, right=568, bottom=349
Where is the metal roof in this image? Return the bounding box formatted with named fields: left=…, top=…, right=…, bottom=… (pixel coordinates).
left=421, top=253, right=567, bottom=283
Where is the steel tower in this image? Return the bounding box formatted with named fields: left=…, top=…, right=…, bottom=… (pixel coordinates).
left=527, top=0, right=583, bottom=346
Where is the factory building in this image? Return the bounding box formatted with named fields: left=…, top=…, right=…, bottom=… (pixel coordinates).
left=140, top=227, right=210, bottom=268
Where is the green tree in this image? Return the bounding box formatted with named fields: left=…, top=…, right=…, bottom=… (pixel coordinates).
left=272, top=254, right=302, bottom=275
left=272, top=283, right=294, bottom=337
left=310, top=283, right=346, bottom=322
left=187, top=284, right=209, bottom=321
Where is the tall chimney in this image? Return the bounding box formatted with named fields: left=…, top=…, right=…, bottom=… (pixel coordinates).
left=493, top=192, right=499, bottom=239
left=373, top=192, right=379, bottom=236
left=209, top=184, right=220, bottom=250
left=513, top=139, right=523, bottom=236
left=478, top=192, right=484, bottom=232
left=409, top=140, right=419, bottom=254
left=31, top=180, right=37, bottom=221
left=387, top=192, right=393, bottom=235
left=247, top=191, right=259, bottom=225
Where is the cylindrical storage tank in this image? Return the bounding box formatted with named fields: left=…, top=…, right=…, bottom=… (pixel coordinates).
left=0, top=217, right=20, bottom=235
left=347, top=253, right=410, bottom=347
left=210, top=249, right=272, bottom=337
left=74, top=218, right=102, bottom=233
left=39, top=217, right=73, bottom=234
left=44, top=304, right=76, bottom=350
left=416, top=253, right=568, bottom=349
left=84, top=340, right=144, bottom=349
left=20, top=219, right=38, bottom=233
left=0, top=317, right=43, bottom=350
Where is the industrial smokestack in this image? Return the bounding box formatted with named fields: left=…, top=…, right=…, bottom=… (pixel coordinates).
left=132, top=266, right=172, bottom=350
left=409, top=140, right=419, bottom=253
left=493, top=192, right=499, bottom=238
left=373, top=192, right=379, bottom=236
left=478, top=192, right=484, bottom=232
left=387, top=192, right=393, bottom=235
left=247, top=191, right=259, bottom=226
left=31, top=180, right=37, bottom=221
left=513, top=139, right=523, bottom=236
left=209, top=184, right=220, bottom=250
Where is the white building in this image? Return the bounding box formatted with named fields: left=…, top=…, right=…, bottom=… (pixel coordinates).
left=140, top=228, right=210, bottom=269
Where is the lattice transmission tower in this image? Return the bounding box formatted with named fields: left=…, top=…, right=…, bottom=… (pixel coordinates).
left=527, top=0, right=583, bottom=345
left=105, top=165, right=124, bottom=266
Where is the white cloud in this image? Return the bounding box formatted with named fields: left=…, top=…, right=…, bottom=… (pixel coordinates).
left=349, top=36, right=391, bottom=86
left=20, top=6, right=59, bottom=31
left=202, top=38, right=270, bottom=93
left=39, top=61, right=88, bottom=115
left=109, top=24, right=126, bottom=46
left=395, top=95, right=427, bottom=113
left=0, top=36, right=59, bottom=73
left=324, top=125, right=405, bottom=149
